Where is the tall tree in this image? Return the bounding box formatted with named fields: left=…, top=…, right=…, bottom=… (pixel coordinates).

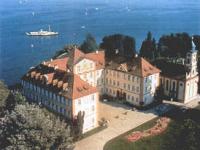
left=80, top=34, right=98, bottom=53
left=140, top=32, right=157, bottom=60
left=100, top=34, right=136, bottom=58
left=193, top=35, right=200, bottom=50
left=72, top=111, right=85, bottom=140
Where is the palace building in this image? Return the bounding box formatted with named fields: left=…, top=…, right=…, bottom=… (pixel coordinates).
left=22, top=43, right=198, bottom=133
left=21, top=49, right=104, bottom=133
left=154, top=39, right=199, bottom=103
left=104, top=56, right=161, bottom=106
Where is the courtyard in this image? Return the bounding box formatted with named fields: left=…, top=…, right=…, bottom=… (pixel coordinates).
left=104, top=98, right=200, bottom=150
left=74, top=101, right=171, bottom=150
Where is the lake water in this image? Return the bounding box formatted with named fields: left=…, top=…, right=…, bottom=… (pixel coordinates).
left=1, top=0, right=200, bottom=85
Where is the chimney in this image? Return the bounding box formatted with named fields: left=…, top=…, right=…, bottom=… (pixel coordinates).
left=96, top=50, right=99, bottom=54
left=50, top=59, right=53, bottom=62
left=43, top=61, right=46, bottom=65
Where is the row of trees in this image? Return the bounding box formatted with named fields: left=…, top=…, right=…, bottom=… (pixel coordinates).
left=54, top=32, right=200, bottom=61
left=0, top=81, right=74, bottom=149
left=139, top=32, right=200, bottom=60
left=54, top=33, right=136, bottom=59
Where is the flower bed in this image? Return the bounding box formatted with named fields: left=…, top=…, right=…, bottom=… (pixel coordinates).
left=126, top=117, right=170, bottom=142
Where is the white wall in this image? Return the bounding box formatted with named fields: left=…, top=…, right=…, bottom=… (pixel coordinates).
left=74, top=93, right=98, bottom=133
left=143, top=73, right=159, bottom=105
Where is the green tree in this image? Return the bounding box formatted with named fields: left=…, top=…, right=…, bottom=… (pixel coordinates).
left=72, top=111, right=85, bottom=140
left=154, top=85, right=164, bottom=103
left=162, top=119, right=200, bottom=150
left=140, top=32, right=157, bottom=60
left=100, top=34, right=136, bottom=58
left=0, top=81, right=10, bottom=115
left=0, top=104, right=74, bottom=149
left=53, top=44, right=78, bottom=59
left=193, top=35, right=200, bottom=50
left=80, top=34, right=98, bottom=53
left=158, top=33, right=192, bottom=58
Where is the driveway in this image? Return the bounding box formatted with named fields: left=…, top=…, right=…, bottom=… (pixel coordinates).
left=74, top=101, right=166, bottom=150
left=74, top=98, right=200, bottom=150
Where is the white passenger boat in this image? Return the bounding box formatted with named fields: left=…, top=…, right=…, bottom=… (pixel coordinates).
left=26, top=25, right=58, bottom=36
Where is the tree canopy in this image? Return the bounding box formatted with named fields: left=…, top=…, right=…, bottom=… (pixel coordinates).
left=140, top=31, right=157, bottom=60
left=0, top=81, right=74, bottom=149
left=53, top=44, right=78, bottom=59
left=158, top=33, right=192, bottom=58
left=80, top=33, right=98, bottom=53
left=100, top=34, right=136, bottom=58
left=0, top=81, right=10, bottom=114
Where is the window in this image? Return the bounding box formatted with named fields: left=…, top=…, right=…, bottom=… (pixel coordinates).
left=91, top=95, right=95, bottom=101
left=132, top=86, right=135, bottom=91
left=173, top=81, right=176, bottom=90
left=132, top=96, right=134, bottom=101
left=124, top=83, right=126, bottom=89
left=117, top=81, right=120, bottom=86
left=127, top=95, right=130, bottom=100
left=124, top=74, right=126, bottom=80
left=113, top=80, right=116, bottom=86
left=78, top=99, right=81, bottom=105
left=137, top=87, right=139, bottom=92
left=137, top=77, right=139, bottom=83
left=77, top=66, right=80, bottom=72
left=132, top=76, right=134, bottom=82
left=128, top=84, right=130, bottom=91
left=166, top=80, right=169, bottom=90
left=117, top=72, right=119, bottom=78
left=113, top=90, right=115, bottom=95
left=128, top=75, right=131, bottom=81
left=92, top=105, right=95, bottom=111
left=106, top=78, right=108, bottom=84
left=187, top=58, right=190, bottom=64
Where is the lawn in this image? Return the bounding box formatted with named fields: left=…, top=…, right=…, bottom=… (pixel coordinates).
left=104, top=105, right=200, bottom=150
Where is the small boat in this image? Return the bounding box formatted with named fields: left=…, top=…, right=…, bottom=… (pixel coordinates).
left=26, top=25, right=58, bottom=36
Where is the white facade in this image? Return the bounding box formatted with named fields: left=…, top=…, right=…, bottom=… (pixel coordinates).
left=21, top=80, right=72, bottom=118
left=73, top=93, right=98, bottom=133
left=103, top=68, right=160, bottom=106
left=160, top=50, right=199, bottom=103
left=74, top=58, right=104, bottom=93
left=142, top=73, right=160, bottom=106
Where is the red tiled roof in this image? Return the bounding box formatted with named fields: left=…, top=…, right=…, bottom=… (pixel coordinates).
left=71, top=74, right=97, bottom=99
left=140, top=58, right=161, bottom=77
left=44, top=58, right=68, bottom=71
left=85, top=51, right=105, bottom=69
left=22, top=65, right=97, bottom=100
left=106, top=56, right=160, bottom=77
